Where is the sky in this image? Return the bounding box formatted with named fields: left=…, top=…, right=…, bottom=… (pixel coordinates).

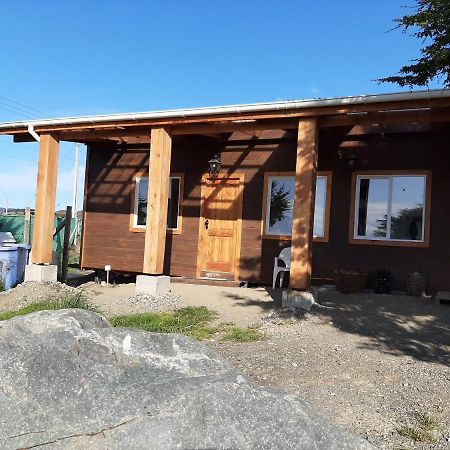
left=0, top=0, right=440, bottom=208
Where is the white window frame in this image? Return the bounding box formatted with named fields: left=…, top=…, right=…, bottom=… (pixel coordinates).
left=132, top=176, right=182, bottom=231
left=353, top=174, right=427, bottom=243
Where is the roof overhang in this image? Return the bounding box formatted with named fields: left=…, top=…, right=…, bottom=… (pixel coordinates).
left=1, top=89, right=450, bottom=144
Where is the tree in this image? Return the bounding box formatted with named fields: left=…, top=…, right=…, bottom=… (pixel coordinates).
left=378, top=0, right=450, bottom=87
left=269, top=181, right=292, bottom=227
left=375, top=204, right=424, bottom=240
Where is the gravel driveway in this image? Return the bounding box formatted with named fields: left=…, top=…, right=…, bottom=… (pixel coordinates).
left=206, top=289, right=450, bottom=450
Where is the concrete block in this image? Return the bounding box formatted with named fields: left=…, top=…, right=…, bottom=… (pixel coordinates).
left=24, top=264, right=58, bottom=282
left=136, top=275, right=170, bottom=296
left=282, top=290, right=316, bottom=311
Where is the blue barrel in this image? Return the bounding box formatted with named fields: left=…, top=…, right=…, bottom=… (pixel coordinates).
left=0, top=246, right=19, bottom=290
left=12, top=244, right=32, bottom=283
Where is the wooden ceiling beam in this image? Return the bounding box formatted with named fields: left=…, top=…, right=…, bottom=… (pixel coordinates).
left=321, top=107, right=450, bottom=127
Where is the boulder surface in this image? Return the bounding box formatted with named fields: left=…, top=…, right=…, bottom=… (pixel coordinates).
left=0, top=309, right=372, bottom=449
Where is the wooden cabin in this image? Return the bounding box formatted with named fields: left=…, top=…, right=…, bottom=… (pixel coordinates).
left=1, top=90, right=450, bottom=293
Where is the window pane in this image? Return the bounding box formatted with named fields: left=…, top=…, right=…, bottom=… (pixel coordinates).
left=313, top=176, right=327, bottom=237
left=357, top=178, right=389, bottom=238
left=167, top=178, right=180, bottom=229
left=136, top=178, right=148, bottom=226
left=390, top=176, right=425, bottom=241
left=267, top=177, right=294, bottom=235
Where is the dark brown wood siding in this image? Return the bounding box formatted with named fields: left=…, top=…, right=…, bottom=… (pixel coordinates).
left=82, top=129, right=450, bottom=292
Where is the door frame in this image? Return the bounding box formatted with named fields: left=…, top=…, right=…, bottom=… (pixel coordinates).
left=196, top=172, right=245, bottom=280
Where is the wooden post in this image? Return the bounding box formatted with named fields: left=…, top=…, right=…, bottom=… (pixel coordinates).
left=289, top=118, right=319, bottom=290
left=31, top=134, right=59, bottom=264
left=143, top=128, right=172, bottom=274
left=60, top=206, right=72, bottom=283
left=23, top=207, right=31, bottom=244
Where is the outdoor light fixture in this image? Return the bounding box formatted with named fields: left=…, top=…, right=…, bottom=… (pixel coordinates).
left=338, top=150, right=359, bottom=169
left=208, top=153, right=222, bottom=176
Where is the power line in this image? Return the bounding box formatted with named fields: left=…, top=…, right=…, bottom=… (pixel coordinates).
left=0, top=103, right=38, bottom=120
left=0, top=138, right=75, bottom=163
left=0, top=100, right=42, bottom=119
left=0, top=95, right=51, bottom=118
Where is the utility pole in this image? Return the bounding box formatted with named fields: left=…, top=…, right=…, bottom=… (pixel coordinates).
left=72, top=143, right=80, bottom=245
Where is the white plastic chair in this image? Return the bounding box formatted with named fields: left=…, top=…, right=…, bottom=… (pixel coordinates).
left=272, top=247, right=291, bottom=288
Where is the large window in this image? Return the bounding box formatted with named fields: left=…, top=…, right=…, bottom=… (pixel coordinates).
left=262, top=172, right=332, bottom=241
left=352, top=172, right=430, bottom=245
left=131, top=174, right=183, bottom=232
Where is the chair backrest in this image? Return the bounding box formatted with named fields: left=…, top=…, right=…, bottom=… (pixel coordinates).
left=278, top=247, right=291, bottom=268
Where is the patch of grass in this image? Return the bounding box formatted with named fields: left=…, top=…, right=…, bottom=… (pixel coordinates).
left=109, top=306, right=218, bottom=340
left=397, top=427, right=435, bottom=443
left=0, top=292, right=94, bottom=321
left=397, top=410, right=440, bottom=443
left=222, top=326, right=264, bottom=342
left=68, top=250, right=80, bottom=267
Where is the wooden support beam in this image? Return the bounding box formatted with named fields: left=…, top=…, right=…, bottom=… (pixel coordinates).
left=289, top=118, right=319, bottom=290
left=143, top=127, right=172, bottom=274
left=32, top=134, right=59, bottom=264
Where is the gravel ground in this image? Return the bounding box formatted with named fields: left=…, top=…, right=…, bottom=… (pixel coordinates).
left=0, top=281, right=448, bottom=449
left=206, top=292, right=450, bottom=450
left=0, top=282, right=182, bottom=315
left=0, top=281, right=81, bottom=312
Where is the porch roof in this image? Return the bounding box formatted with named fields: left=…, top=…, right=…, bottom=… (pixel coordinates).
left=1, top=89, right=450, bottom=144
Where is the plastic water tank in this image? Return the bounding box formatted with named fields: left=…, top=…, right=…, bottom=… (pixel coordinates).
left=0, top=246, right=19, bottom=290
left=11, top=244, right=32, bottom=283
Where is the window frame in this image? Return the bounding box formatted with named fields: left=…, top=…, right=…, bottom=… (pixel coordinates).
left=261, top=171, right=332, bottom=242
left=129, top=171, right=184, bottom=234
left=349, top=170, right=431, bottom=248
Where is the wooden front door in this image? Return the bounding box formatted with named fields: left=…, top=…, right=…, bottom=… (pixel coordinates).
left=197, top=173, right=244, bottom=280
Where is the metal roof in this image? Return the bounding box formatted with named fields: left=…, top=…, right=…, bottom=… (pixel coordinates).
left=0, top=89, right=449, bottom=131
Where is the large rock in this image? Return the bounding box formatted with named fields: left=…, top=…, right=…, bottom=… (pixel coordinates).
left=0, top=310, right=372, bottom=449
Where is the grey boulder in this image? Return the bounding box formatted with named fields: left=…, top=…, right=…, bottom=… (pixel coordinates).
left=0, top=309, right=373, bottom=449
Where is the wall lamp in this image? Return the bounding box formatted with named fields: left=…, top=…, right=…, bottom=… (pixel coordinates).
left=208, top=153, right=222, bottom=176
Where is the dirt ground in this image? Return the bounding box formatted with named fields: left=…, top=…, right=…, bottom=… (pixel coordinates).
left=205, top=288, right=450, bottom=450
left=0, top=281, right=449, bottom=449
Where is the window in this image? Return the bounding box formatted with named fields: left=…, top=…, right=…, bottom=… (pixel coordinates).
left=131, top=174, right=183, bottom=233
left=262, top=172, right=332, bottom=241
left=352, top=172, right=430, bottom=245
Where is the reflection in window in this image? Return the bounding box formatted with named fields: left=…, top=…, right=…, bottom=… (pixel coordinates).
left=136, top=177, right=148, bottom=226
left=134, top=176, right=181, bottom=230
left=266, top=177, right=295, bottom=235
left=355, top=175, right=426, bottom=242
left=314, top=176, right=328, bottom=238
left=264, top=175, right=330, bottom=237
left=167, top=178, right=181, bottom=230
left=357, top=178, right=389, bottom=238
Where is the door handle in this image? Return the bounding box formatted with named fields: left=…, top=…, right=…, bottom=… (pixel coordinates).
left=204, top=219, right=209, bottom=230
